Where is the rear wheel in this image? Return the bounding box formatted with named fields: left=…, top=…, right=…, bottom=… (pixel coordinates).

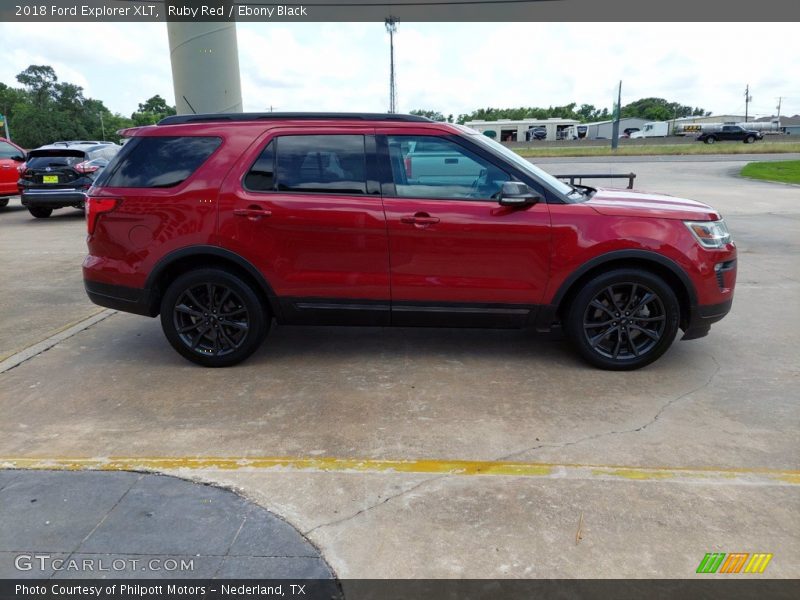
left=0, top=198, right=9, bottom=208
left=160, top=268, right=269, bottom=367
left=28, top=207, right=53, bottom=218
left=565, top=269, right=680, bottom=370
left=704, top=136, right=716, bottom=144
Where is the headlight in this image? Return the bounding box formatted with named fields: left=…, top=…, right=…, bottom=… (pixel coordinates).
left=684, top=219, right=731, bottom=249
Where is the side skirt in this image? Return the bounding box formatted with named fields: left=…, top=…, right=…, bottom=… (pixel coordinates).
left=277, top=298, right=539, bottom=329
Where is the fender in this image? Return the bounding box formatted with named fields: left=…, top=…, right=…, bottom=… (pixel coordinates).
left=535, top=249, right=698, bottom=332
left=145, top=245, right=281, bottom=316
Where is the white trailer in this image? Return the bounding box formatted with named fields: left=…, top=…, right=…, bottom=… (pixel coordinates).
left=629, top=122, right=670, bottom=138
left=675, top=121, right=781, bottom=135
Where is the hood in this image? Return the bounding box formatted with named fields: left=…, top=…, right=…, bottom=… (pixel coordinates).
left=586, top=188, right=720, bottom=221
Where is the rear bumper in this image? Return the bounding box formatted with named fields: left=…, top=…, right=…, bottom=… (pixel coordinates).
left=84, top=279, right=157, bottom=317
left=681, top=299, right=733, bottom=340
left=21, top=188, right=87, bottom=208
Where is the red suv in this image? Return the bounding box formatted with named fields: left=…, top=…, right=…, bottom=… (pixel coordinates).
left=83, top=113, right=736, bottom=370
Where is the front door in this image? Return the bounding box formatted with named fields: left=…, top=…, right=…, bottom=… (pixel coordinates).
left=219, top=129, right=390, bottom=325
left=378, top=132, right=551, bottom=327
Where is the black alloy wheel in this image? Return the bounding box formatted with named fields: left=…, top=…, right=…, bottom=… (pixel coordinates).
left=160, top=268, right=268, bottom=367
left=566, top=269, right=680, bottom=370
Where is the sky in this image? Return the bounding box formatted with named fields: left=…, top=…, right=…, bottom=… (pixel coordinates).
left=0, top=22, right=797, bottom=120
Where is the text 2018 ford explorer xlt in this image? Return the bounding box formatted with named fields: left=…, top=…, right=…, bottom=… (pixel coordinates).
left=83, top=113, right=736, bottom=370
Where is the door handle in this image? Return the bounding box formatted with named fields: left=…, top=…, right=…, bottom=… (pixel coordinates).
left=234, top=206, right=272, bottom=220
left=400, top=213, right=440, bottom=226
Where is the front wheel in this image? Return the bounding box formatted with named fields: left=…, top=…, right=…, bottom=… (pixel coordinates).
left=704, top=136, right=716, bottom=144
left=0, top=198, right=9, bottom=208
left=565, top=269, right=680, bottom=370
left=160, top=268, right=269, bottom=367
left=745, top=135, right=756, bottom=144
left=28, top=206, right=53, bottom=218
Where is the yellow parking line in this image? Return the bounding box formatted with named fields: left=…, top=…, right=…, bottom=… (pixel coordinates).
left=1, top=457, right=797, bottom=484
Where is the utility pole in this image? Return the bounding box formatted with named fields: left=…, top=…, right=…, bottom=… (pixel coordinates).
left=385, top=17, right=398, bottom=114
left=611, top=80, right=622, bottom=150
left=776, top=97, right=782, bottom=127
left=744, top=84, right=752, bottom=122
left=100, top=113, right=106, bottom=141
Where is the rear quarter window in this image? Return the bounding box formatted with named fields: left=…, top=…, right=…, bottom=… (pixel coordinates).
left=101, top=136, right=221, bottom=188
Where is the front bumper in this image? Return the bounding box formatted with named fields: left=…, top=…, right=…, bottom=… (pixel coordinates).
left=21, top=188, right=87, bottom=209
left=681, top=298, right=733, bottom=340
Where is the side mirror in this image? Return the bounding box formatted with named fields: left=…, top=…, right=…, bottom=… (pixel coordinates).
left=498, top=181, right=542, bottom=206
left=11, top=155, right=25, bottom=162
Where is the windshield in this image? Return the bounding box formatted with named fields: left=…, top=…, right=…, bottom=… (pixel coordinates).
left=464, top=128, right=574, bottom=196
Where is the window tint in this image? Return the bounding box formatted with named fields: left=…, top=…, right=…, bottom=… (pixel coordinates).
left=0, top=141, right=23, bottom=159
left=26, top=151, right=86, bottom=169
left=103, top=136, right=220, bottom=188
left=387, top=135, right=509, bottom=200
left=244, top=141, right=275, bottom=191
left=274, top=135, right=366, bottom=194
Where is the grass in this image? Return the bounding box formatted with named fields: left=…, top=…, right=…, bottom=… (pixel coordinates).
left=740, top=160, right=800, bottom=184
left=513, top=142, right=800, bottom=158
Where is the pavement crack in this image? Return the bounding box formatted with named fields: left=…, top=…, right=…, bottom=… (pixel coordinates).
left=303, top=476, right=442, bottom=536
left=50, top=473, right=143, bottom=580
left=498, top=353, right=722, bottom=462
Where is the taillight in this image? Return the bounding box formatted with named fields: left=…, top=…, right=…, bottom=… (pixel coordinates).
left=75, top=161, right=100, bottom=175
left=86, top=197, right=120, bottom=235
left=404, top=156, right=412, bottom=178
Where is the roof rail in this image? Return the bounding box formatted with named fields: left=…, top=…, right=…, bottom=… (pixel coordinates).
left=157, top=112, right=433, bottom=126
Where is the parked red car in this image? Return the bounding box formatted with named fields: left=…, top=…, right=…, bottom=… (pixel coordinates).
left=0, top=137, right=26, bottom=206
left=83, top=113, right=736, bottom=370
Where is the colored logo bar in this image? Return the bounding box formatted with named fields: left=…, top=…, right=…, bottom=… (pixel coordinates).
left=696, top=553, right=773, bottom=574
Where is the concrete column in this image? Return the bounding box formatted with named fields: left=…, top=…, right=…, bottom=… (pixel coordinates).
left=167, top=21, right=243, bottom=115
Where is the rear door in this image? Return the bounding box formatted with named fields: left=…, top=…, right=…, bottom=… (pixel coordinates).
left=0, top=140, right=24, bottom=195
left=377, top=131, right=551, bottom=327
left=219, top=128, right=390, bottom=325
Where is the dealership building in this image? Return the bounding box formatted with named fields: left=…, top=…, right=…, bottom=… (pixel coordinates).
left=464, top=118, right=580, bottom=142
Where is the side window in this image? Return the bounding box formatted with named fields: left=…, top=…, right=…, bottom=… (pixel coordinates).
left=0, top=141, right=22, bottom=159
left=277, top=135, right=366, bottom=194
left=103, top=136, right=221, bottom=188
left=386, top=135, right=510, bottom=200
left=244, top=140, right=274, bottom=191
left=245, top=135, right=367, bottom=194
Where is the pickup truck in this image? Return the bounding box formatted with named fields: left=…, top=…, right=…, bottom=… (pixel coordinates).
left=697, top=125, right=763, bottom=144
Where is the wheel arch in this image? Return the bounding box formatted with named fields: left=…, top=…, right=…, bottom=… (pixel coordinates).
left=544, top=250, right=697, bottom=332
left=145, top=246, right=280, bottom=318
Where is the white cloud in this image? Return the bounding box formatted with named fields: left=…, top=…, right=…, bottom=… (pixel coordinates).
left=0, top=21, right=797, bottom=118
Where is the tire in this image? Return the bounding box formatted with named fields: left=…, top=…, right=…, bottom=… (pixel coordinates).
left=704, top=136, right=716, bottom=144
left=745, top=135, right=756, bottom=144
left=160, top=268, right=269, bottom=367
left=0, top=198, right=9, bottom=208
left=565, top=269, right=680, bottom=370
left=28, top=207, right=53, bottom=218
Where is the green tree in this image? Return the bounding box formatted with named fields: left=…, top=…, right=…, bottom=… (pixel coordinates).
left=620, top=97, right=710, bottom=121
left=131, top=94, right=176, bottom=126
left=16, top=65, right=57, bottom=107
left=2, top=64, right=143, bottom=147
left=409, top=109, right=447, bottom=122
